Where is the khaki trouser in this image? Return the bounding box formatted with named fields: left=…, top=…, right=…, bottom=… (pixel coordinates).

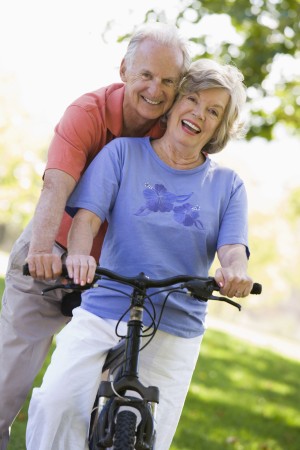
left=0, top=222, right=69, bottom=449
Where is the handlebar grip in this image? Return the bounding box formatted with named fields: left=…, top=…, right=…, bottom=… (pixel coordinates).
left=23, top=263, right=30, bottom=276
left=22, top=263, right=69, bottom=277
left=251, top=283, right=262, bottom=295
left=212, top=280, right=262, bottom=295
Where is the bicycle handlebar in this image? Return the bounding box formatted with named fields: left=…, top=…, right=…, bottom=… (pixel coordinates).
left=22, top=263, right=262, bottom=296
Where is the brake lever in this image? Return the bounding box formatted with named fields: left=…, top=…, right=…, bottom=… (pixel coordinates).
left=208, top=295, right=241, bottom=311
left=42, top=281, right=100, bottom=295
left=183, top=279, right=242, bottom=310
left=187, top=290, right=242, bottom=310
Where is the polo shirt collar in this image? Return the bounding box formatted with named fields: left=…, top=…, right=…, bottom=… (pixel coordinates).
left=106, top=83, right=164, bottom=139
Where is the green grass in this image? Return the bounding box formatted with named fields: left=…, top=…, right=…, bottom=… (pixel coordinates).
left=0, top=277, right=5, bottom=299
left=1, top=278, right=300, bottom=450
left=7, top=349, right=54, bottom=450
left=171, top=331, right=300, bottom=450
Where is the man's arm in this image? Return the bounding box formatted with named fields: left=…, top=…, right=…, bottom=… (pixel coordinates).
left=25, top=169, right=76, bottom=279
left=215, top=244, right=253, bottom=298
left=66, top=208, right=102, bottom=285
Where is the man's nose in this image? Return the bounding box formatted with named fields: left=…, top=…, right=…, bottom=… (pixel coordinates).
left=147, top=79, right=162, bottom=97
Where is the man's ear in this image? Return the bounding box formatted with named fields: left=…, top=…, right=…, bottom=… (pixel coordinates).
left=120, top=58, right=127, bottom=82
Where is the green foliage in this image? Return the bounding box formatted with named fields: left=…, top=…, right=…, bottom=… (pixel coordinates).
left=0, top=76, right=46, bottom=241
left=286, top=187, right=300, bottom=223
left=0, top=146, right=44, bottom=228
left=143, top=0, right=300, bottom=139
left=247, top=212, right=280, bottom=292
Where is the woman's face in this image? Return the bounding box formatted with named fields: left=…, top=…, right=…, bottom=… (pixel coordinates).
left=166, top=88, right=230, bottom=150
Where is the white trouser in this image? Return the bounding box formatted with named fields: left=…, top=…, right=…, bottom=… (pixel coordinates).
left=26, top=307, right=203, bottom=450
left=0, top=221, right=70, bottom=450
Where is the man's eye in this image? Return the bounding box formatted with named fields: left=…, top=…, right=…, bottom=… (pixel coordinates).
left=141, top=73, right=151, bottom=80
left=164, top=79, right=175, bottom=86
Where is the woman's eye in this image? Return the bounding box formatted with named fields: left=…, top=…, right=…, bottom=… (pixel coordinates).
left=210, top=109, right=219, bottom=117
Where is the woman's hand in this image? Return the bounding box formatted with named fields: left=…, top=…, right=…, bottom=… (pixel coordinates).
left=214, top=266, right=253, bottom=298
left=216, top=244, right=253, bottom=298
left=66, top=254, right=97, bottom=286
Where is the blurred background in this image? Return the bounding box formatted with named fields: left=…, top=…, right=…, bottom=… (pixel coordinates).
left=1, top=0, right=300, bottom=352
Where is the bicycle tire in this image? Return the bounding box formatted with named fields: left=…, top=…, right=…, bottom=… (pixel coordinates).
left=113, top=410, right=137, bottom=450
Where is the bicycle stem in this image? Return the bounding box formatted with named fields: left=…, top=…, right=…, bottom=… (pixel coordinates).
left=122, top=288, right=145, bottom=378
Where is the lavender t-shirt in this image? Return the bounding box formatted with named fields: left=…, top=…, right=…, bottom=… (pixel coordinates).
left=66, top=137, right=249, bottom=337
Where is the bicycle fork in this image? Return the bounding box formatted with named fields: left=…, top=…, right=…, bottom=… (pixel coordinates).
left=90, top=288, right=159, bottom=449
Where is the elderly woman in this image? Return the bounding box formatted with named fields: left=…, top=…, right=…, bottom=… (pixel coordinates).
left=26, top=59, right=253, bottom=450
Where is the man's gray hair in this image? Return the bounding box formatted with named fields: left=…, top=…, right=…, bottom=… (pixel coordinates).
left=124, top=22, right=191, bottom=77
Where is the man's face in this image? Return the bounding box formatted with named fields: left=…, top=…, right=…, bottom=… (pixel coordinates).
left=121, top=39, right=184, bottom=123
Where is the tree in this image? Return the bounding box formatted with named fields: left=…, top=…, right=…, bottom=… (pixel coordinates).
left=0, top=76, right=46, bottom=250
left=140, top=0, right=300, bottom=140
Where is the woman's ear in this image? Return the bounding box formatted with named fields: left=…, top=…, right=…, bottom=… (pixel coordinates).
left=120, top=58, right=127, bottom=82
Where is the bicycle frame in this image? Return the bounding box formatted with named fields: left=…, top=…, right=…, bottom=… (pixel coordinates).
left=22, top=263, right=261, bottom=450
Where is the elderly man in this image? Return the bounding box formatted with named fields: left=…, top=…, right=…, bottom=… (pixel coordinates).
left=0, top=22, right=190, bottom=449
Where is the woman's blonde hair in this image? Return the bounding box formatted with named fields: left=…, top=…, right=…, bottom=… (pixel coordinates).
left=177, top=58, right=247, bottom=154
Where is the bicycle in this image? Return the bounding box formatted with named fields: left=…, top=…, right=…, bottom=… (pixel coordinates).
left=23, top=263, right=262, bottom=450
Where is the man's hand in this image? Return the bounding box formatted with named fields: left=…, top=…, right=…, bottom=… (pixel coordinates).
left=66, top=255, right=97, bottom=286
left=25, top=253, right=62, bottom=280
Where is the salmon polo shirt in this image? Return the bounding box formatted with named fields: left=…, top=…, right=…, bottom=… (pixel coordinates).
left=44, top=83, right=165, bottom=261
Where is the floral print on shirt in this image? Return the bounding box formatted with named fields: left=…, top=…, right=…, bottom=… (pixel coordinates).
left=134, top=183, right=203, bottom=229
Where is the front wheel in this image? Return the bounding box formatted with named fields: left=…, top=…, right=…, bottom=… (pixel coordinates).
left=113, top=410, right=137, bottom=450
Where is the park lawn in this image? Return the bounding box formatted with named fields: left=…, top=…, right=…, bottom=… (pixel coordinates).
left=1, top=278, right=300, bottom=450
left=171, top=330, right=300, bottom=450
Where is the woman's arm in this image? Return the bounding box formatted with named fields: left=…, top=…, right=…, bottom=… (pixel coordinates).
left=66, top=209, right=102, bottom=285
left=215, top=244, right=253, bottom=298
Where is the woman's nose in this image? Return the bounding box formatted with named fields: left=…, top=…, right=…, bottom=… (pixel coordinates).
left=193, top=107, right=205, bottom=120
